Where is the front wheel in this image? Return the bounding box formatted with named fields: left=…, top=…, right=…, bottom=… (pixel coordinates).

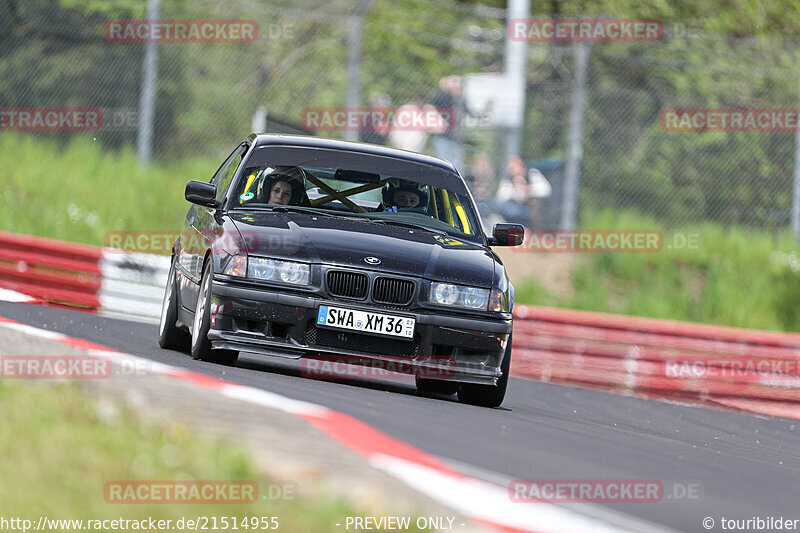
left=190, top=260, right=239, bottom=366
left=457, top=333, right=512, bottom=408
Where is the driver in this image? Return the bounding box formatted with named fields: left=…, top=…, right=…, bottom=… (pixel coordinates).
left=381, top=179, right=429, bottom=212
left=258, top=170, right=306, bottom=206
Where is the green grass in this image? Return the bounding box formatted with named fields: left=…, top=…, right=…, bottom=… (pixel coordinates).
left=0, top=133, right=216, bottom=246
left=515, top=209, right=800, bottom=332
left=0, top=381, right=427, bottom=532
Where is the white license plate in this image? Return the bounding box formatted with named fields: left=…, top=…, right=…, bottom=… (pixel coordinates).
left=316, top=305, right=415, bottom=339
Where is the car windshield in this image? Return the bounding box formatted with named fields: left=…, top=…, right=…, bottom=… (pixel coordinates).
left=229, top=147, right=483, bottom=242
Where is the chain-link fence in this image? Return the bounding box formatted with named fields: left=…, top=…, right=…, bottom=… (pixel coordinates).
left=3, top=0, right=800, bottom=233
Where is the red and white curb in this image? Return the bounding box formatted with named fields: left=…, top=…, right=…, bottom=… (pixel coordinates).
left=0, top=315, right=678, bottom=533
left=0, top=287, right=41, bottom=304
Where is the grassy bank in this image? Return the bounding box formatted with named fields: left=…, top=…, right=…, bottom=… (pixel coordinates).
left=0, top=134, right=214, bottom=246
left=0, top=380, right=424, bottom=532
left=515, top=210, right=800, bottom=332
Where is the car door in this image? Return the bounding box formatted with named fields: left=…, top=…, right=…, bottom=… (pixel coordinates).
left=177, top=142, right=248, bottom=311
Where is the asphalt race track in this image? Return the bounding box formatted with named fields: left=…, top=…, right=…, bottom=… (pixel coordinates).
left=3, top=300, right=799, bottom=533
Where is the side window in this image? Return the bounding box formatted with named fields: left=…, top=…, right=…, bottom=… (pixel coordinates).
left=210, top=144, right=245, bottom=200
left=216, top=153, right=242, bottom=201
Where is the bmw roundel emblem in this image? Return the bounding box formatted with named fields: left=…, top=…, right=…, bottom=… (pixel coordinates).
left=364, top=256, right=381, bottom=265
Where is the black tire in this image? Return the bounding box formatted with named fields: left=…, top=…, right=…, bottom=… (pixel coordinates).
left=190, top=260, right=239, bottom=365
left=415, top=376, right=460, bottom=396
left=457, top=333, right=512, bottom=407
left=158, top=257, right=191, bottom=351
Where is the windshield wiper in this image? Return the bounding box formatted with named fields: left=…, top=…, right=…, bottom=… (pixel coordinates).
left=269, top=205, right=369, bottom=223
left=368, top=218, right=444, bottom=235
left=268, top=205, right=330, bottom=215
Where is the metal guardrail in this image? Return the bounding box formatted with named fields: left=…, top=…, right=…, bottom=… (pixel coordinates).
left=0, top=230, right=103, bottom=308
left=99, top=251, right=169, bottom=322
left=0, top=230, right=168, bottom=321
left=512, top=305, right=800, bottom=410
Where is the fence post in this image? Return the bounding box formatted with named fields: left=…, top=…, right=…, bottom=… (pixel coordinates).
left=136, top=0, right=161, bottom=166
left=503, top=0, right=530, bottom=162
left=792, top=72, right=800, bottom=243
left=560, top=42, right=590, bottom=230
left=252, top=106, right=267, bottom=133
left=345, top=0, right=376, bottom=142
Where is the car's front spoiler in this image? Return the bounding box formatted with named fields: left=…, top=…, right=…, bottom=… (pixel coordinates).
left=208, top=329, right=501, bottom=386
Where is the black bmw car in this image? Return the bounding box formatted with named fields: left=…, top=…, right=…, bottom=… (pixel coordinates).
left=158, top=134, right=523, bottom=407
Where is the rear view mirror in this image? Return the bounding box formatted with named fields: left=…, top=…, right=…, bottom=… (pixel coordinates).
left=333, top=168, right=381, bottom=183
left=490, top=224, right=525, bottom=246
left=185, top=180, right=219, bottom=208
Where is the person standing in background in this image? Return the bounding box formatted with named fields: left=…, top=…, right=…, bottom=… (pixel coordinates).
left=469, top=152, right=495, bottom=219
left=496, top=155, right=536, bottom=226
left=432, top=75, right=493, bottom=172
left=361, top=93, right=391, bottom=145
left=387, top=93, right=440, bottom=153
left=431, top=76, right=464, bottom=171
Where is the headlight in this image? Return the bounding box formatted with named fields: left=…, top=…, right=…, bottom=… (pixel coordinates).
left=248, top=257, right=309, bottom=286
left=429, top=282, right=489, bottom=310
left=278, top=261, right=307, bottom=284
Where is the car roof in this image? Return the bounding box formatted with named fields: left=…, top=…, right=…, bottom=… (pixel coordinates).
left=248, top=133, right=459, bottom=175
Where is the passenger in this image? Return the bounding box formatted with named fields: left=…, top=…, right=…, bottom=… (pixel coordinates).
left=381, top=179, right=429, bottom=212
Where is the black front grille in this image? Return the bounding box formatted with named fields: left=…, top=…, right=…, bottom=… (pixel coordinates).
left=372, top=277, right=415, bottom=305
left=326, top=270, right=368, bottom=299
left=305, top=326, right=420, bottom=357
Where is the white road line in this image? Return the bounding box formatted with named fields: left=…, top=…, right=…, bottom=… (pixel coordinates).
left=0, top=288, right=37, bottom=303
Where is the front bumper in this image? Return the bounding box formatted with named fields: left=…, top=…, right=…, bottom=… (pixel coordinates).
left=207, top=278, right=512, bottom=385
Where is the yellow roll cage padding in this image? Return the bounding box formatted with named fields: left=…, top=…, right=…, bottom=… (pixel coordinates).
left=428, top=185, right=439, bottom=220
left=440, top=189, right=455, bottom=226
left=239, top=172, right=258, bottom=203
left=451, top=195, right=472, bottom=235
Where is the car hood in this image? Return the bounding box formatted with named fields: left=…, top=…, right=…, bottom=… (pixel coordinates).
left=227, top=211, right=497, bottom=287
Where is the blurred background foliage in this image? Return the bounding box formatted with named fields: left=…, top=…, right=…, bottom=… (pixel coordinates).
left=2, top=0, right=800, bottom=230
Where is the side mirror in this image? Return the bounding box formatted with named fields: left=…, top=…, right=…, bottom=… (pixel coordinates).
left=489, top=223, right=525, bottom=247
left=185, top=180, right=219, bottom=208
